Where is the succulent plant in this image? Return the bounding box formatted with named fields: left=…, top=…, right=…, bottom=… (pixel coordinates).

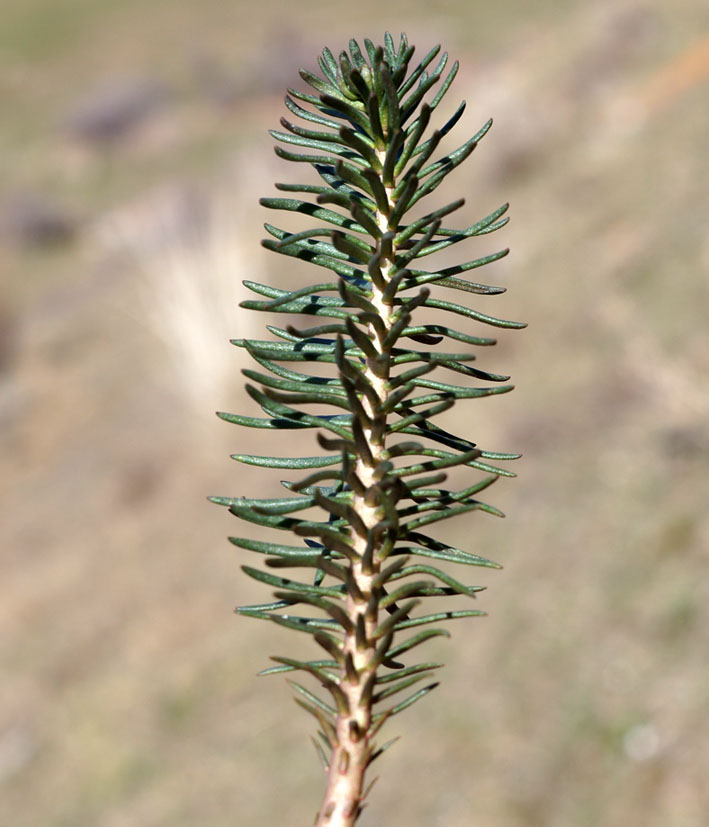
left=211, top=32, right=524, bottom=825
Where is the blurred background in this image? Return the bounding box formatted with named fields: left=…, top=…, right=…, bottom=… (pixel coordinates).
left=1, top=1, right=708, bottom=825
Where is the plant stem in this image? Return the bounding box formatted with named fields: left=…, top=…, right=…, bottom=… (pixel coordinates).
left=314, top=156, right=397, bottom=826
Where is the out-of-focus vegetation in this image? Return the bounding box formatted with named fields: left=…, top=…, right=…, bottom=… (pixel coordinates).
left=1, top=1, right=708, bottom=825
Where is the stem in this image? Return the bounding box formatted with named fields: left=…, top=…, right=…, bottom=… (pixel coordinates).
left=314, top=152, right=397, bottom=826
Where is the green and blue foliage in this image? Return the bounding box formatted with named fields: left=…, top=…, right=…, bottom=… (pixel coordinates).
left=211, top=33, right=524, bottom=801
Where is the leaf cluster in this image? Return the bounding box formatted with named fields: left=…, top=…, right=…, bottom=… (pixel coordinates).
left=211, top=33, right=524, bottom=769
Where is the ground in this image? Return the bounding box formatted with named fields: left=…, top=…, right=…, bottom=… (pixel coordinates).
left=1, top=1, right=708, bottom=824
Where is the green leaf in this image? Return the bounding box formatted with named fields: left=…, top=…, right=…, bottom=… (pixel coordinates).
left=394, top=609, right=485, bottom=632
left=242, top=566, right=345, bottom=598
left=428, top=60, right=460, bottom=111
left=228, top=536, right=323, bottom=558
left=238, top=607, right=340, bottom=635
left=386, top=628, right=450, bottom=661
left=243, top=354, right=344, bottom=387
left=397, top=44, right=441, bottom=98
left=388, top=564, right=484, bottom=597
left=390, top=448, right=480, bottom=479
left=270, top=128, right=362, bottom=160
left=400, top=52, right=449, bottom=118
left=272, top=656, right=344, bottom=691
left=298, top=67, right=346, bottom=100
left=259, top=659, right=338, bottom=676
left=394, top=103, right=431, bottom=177
left=380, top=580, right=436, bottom=609
left=421, top=295, right=527, bottom=329
left=373, top=671, right=434, bottom=703
left=400, top=385, right=514, bottom=404
left=318, top=48, right=340, bottom=86
left=259, top=197, right=368, bottom=234
left=216, top=411, right=309, bottom=430
left=231, top=454, right=340, bottom=469
left=258, top=385, right=353, bottom=411
left=273, top=591, right=353, bottom=632
left=241, top=279, right=345, bottom=307
left=292, top=527, right=359, bottom=562
left=262, top=236, right=368, bottom=282
left=396, top=538, right=501, bottom=569
left=366, top=735, right=401, bottom=766
left=284, top=94, right=342, bottom=130
left=288, top=680, right=340, bottom=715
left=382, top=682, right=440, bottom=717
left=319, top=93, right=371, bottom=131
left=407, top=246, right=509, bottom=282
left=375, top=662, right=443, bottom=683
left=230, top=494, right=317, bottom=517
left=393, top=197, right=464, bottom=246
left=400, top=325, right=497, bottom=347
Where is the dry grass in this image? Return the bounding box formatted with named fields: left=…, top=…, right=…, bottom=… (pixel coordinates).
left=1, top=1, right=708, bottom=825
left=89, top=159, right=270, bottom=412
